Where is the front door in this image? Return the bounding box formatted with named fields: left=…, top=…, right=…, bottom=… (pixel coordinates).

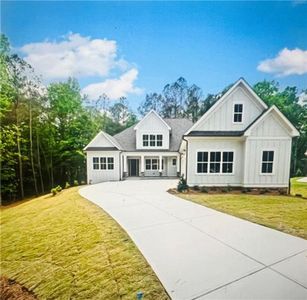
left=128, top=159, right=139, bottom=176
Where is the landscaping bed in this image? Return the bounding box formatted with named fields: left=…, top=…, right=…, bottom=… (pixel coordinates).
left=0, top=187, right=169, bottom=299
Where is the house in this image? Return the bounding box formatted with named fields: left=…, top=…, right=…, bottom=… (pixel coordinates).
left=84, top=78, right=299, bottom=189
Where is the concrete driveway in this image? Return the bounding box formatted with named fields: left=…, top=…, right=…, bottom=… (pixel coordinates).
left=79, top=180, right=307, bottom=300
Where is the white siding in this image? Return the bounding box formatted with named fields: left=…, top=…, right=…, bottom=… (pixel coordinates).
left=136, top=112, right=170, bottom=150
left=186, top=138, right=244, bottom=186
left=193, top=85, right=264, bottom=131
left=86, top=151, right=121, bottom=184
left=243, top=138, right=291, bottom=187
left=250, top=113, right=290, bottom=137
left=86, top=132, right=115, bottom=148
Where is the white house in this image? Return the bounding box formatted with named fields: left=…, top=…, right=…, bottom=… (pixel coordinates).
left=84, top=78, right=299, bottom=189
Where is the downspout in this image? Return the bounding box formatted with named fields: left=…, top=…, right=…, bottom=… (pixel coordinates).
left=119, top=151, right=122, bottom=181
left=182, top=136, right=189, bottom=183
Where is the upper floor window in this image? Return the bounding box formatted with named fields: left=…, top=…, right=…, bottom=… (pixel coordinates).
left=197, top=151, right=234, bottom=174
left=261, top=151, right=274, bottom=174
left=143, top=134, right=163, bottom=147
left=143, top=134, right=149, bottom=147
left=233, top=103, right=243, bottom=123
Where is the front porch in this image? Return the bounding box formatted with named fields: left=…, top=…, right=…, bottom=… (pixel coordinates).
left=122, top=152, right=180, bottom=178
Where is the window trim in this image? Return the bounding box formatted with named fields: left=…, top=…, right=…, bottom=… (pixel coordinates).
left=145, top=158, right=164, bottom=171
left=93, top=156, right=115, bottom=171
left=233, top=102, right=244, bottom=124
left=172, top=158, right=177, bottom=166
left=141, top=133, right=164, bottom=148
left=195, top=150, right=235, bottom=175
left=142, top=134, right=149, bottom=147
left=260, top=149, right=275, bottom=175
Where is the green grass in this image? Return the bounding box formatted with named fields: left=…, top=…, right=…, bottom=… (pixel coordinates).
left=291, top=177, right=307, bottom=198
left=177, top=179, right=307, bottom=239
left=0, top=187, right=169, bottom=299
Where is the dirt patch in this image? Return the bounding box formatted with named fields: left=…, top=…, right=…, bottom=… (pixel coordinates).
left=0, top=276, right=37, bottom=300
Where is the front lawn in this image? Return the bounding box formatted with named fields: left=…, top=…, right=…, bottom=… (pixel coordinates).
left=0, top=187, right=169, bottom=299
left=291, top=177, right=307, bottom=198
left=176, top=179, right=307, bottom=239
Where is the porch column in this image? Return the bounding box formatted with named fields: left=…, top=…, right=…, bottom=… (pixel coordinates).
left=176, top=153, right=180, bottom=176
left=123, top=154, right=127, bottom=177
left=140, top=155, right=145, bottom=177
left=159, top=155, right=162, bottom=176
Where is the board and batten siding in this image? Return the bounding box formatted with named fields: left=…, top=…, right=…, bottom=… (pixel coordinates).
left=186, top=138, right=244, bottom=186
left=243, top=110, right=293, bottom=187
left=193, top=86, right=264, bottom=131
left=135, top=112, right=170, bottom=150
left=86, top=151, right=121, bottom=184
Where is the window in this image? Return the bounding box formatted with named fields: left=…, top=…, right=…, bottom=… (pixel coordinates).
left=157, top=135, right=163, bottom=146
left=222, top=152, right=234, bottom=173
left=233, top=104, right=243, bottom=123
left=145, top=158, right=161, bottom=170
left=93, top=157, right=114, bottom=170
left=150, top=135, right=156, bottom=146
left=143, top=134, right=149, bottom=147
left=197, top=151, right=234, bottom=174
left=197, top=152, right=208, bottom=173
left=100, top=157, right=107, bottom=170
left=143, top=134, right=163, bottom=147
left=210, top=152, right=221, bottom=173
left=93, top=157, right=99, bottom=170
left=107, top=157, right=114, bottom=170
left=261, top=151, right=274, bottom=174
left=172, top=158, right=177, bottom=166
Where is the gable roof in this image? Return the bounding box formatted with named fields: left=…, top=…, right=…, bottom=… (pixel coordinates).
left=244, top=105, right=300, bottom=137
left=185, top=78, right=268, bottom=135
left=84, top=131, right=123, bottom=151
left=114, top=118, right=193, bottom=151
left=133, top=110, right=171, bottom=131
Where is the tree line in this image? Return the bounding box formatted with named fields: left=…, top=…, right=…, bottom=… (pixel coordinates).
left=1, top=34, right=306, bottom=202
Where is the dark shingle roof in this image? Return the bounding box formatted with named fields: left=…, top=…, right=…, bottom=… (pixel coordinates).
left=113, top=118, right=193, bottom=151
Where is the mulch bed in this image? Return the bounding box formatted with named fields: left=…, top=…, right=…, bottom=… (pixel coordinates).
left=0, top=276, right=37, bottom=300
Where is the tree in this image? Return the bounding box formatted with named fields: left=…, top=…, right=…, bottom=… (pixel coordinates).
left=185, top=84, right=202, bottom=122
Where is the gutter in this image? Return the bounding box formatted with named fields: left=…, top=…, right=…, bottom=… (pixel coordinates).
left=182, top=136, right=189, bottom=183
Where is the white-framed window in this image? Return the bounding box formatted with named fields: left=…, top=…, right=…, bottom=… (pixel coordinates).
left=145, top=158, right=159, bottom=170
left=172, top=158, right=177, bottom=166
left=143, top=134, right=163, bottom=147
left=261, top=151, right=274, bottom=174
left=93, top=157, right=99, bottom=170
left=233, top=103, right=243, bottom=123
left=197, top=151, right=234, bottom=174
left=93, top=157, right=114, bottom=170
left=143, top=134, right=149, bottom=147
left=107, top=157, right=114, bottom=170
left=150, top=135, right=156, bottom=146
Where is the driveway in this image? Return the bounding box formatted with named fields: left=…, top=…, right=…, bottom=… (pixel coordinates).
left=79, top=180, right=307, bottom=300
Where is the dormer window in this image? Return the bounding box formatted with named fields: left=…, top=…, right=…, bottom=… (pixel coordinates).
left=142, top=134, right=163, bottom=147
left=143, top=134, right=149, bottom=146
left=233, top=103, right=243, bottom=123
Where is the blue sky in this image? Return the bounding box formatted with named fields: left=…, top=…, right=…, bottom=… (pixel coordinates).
left=2, top=1, right=307, bottom=110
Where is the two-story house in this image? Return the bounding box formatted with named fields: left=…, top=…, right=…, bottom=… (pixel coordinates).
left=84, top=78, right=299, bottom=189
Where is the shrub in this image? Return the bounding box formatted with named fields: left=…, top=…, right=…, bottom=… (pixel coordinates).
left=242, top=188, right=247, bottom=194
left=221, top=187, right=228, bottom=193
left=73, top=180, right=79, bottom=186
left=193, top=185, right=200, bottom=191
left=65, top=182, right=70, bottom=189
left=201, top=186, right=208, bottom=193
left=51, top=185, right=62, bottom=196
left=177, top=176, right=188, bottom=192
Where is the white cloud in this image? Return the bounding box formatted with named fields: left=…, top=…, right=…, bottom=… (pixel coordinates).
left=20, top=33, right=142, bottom=100
left=82, top=68, right=142, bottom=100
left=298, top=92, right=307, bottom=106
left=257, top=48, right=307, bottom=76
left=21, top=33, right=126, bottom=79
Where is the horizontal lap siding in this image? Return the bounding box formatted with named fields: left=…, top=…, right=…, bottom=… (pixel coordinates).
left=86, top=151, right=120, bottom=184
left=187, top=139, right=244, bottom=186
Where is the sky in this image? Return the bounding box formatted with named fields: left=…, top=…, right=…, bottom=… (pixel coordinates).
left=2, top=1, right=307, bottom=111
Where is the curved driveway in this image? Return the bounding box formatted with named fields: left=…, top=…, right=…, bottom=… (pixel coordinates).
left=80, top=180, right=307, bottom=300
